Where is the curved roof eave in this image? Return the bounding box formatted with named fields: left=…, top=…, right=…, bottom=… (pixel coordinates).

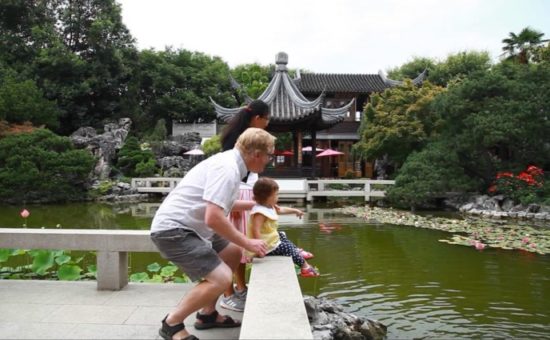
left=210, top=97, right=241, bottom=123
left=321, top=98, right=355, bottom=124
left=379, top=69, right=427, bottom=87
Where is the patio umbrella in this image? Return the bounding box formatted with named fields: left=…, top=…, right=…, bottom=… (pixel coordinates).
left=316, top=148, right=344, bottom=158
left=274, top=150, right=293, bottom=156
left=302, top=146, right=324, bottom=152
left=184, top=149, right=205, bottom=155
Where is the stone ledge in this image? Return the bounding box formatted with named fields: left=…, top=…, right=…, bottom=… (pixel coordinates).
left=240, top=256, right=312, bottom=340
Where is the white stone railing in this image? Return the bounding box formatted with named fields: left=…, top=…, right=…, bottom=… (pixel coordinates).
left=130, top=177, right=180, bottom=194
left=131, top=177, right=395, bottom=202
left=0, top=228, right=156, bottom=290
left=306, top=179, right=395, bottom=201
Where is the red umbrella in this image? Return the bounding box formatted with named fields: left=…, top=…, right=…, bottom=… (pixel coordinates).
left=274, top=150, right=294, bottom=156
left=316, top=148, right=344, bottom=158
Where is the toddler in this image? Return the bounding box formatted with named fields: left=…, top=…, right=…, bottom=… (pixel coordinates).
left=247, top=177, right=319, bottom=277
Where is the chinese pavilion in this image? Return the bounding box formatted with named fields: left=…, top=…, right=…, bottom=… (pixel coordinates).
left=211, top=52, right=426, bottom=178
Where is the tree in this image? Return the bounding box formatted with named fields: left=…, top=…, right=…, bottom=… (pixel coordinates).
left=0, top=129, right=95, bottom=203
left=501, top=27, right=547, bottom=64
left=429, top=51, right=492, bottom=86
left=386, top=57, right=435, bottom=81
left=1, top=0, right=139, bottom=134
left=126, top=48, right=236, bottom=136
left=387, top=52, right=492, bottom=87
left=353, top=80, right=446, bottom=167
left=0, top=73, right=59, bottom=128
left=431, top=61, right=550, bottom=185
left=231, top=63, right=273, bottom=100
left=387, top=140, right=480, bottom=209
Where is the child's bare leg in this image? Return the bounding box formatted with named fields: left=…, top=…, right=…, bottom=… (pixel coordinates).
left=223, top=280, right=235, bottom=297
left=234, top=263, right=247, bottom=291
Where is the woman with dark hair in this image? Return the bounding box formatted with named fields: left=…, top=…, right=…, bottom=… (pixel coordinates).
left=218, top=100, right=270, bottom=312
left=220, top=100, right=271, bottom=151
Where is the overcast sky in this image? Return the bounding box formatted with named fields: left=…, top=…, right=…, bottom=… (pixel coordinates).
left=117, top=0, right=550, bottom=74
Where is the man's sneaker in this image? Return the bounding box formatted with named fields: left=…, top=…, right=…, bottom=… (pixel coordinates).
left=220, top=293, right=245, bottom=312
left=234, top=288, right=247, bottom=300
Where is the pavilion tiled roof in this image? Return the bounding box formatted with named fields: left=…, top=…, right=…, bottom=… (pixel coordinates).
left=212, top=52, right=353, bottom=131
left=295, top=70, right=427, bottom=93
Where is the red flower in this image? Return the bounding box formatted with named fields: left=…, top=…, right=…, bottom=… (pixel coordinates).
left=496, top=172, right=514, bottom=179
left=526, top=165, right=544, bottom=176
left=517, top=172, right=536, bottom=185
left=488, top=185, right=497, bottom=193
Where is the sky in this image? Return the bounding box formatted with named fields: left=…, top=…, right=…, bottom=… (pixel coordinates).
left=117, top=0, right=550, bottom=74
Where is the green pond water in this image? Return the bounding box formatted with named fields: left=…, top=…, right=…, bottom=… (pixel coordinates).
left=1, top=202, right=549, bottom=339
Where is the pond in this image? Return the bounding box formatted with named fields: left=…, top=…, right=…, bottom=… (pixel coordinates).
left=1, top=201, right=549, bottom=338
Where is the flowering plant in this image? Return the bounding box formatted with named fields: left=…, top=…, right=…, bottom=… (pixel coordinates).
left=488, top=165, right=545, bottom=204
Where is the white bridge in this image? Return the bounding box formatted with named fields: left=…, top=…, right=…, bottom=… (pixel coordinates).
left=131, top=178, right=395, bottom=202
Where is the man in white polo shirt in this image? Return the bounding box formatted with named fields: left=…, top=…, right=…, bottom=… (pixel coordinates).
left=151, top=127, right=274, bottom=340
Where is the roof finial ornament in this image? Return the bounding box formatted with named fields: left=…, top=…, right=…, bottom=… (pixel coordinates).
left=275, top=52, right=288, bottom=71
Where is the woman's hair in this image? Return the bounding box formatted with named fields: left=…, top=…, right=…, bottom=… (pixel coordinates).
left=221, top=100, right=270, bottom=151
left=253, top=177, right=279, bottom=205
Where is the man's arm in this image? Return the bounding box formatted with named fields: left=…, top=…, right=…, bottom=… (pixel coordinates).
left=205, top=202, right=267, bottom=256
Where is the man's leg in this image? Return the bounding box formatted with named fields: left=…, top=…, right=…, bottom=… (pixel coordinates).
left=157, top=231, right=241, bottom=339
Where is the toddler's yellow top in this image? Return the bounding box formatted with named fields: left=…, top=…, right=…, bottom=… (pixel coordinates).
left=246, top=204, right=280, bottom=257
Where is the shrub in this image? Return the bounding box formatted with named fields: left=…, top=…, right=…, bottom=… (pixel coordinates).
left=489, top=165, right=545, bottom=205
left=387, top=141, right=479, bottom=209
left=116, top=136, right=158, bottom=177
left=202, top=134, right=221, bottom=156
left=0, top=129, right=95, bottom=203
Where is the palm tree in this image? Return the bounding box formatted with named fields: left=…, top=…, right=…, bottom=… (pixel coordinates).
left=501, top=27, right=548, bottom=64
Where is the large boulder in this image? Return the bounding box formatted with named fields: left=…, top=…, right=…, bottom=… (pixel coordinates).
left=70, top=118, right=132, bottom=180
left=152, top=132, right=202, bottom=158
left=305, top=296, right=387, bottom=340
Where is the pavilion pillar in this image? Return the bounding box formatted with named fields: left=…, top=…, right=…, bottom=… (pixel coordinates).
left=311, top=130, right=317, bottom=178
left=296, top=131, right=298, bottom=167
left=295, top=131, right=302, bottom=167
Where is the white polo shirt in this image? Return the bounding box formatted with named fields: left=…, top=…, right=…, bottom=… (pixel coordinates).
left=150, top=149, right=248, bottom=239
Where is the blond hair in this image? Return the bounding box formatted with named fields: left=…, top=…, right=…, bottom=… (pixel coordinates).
left=235, top=127, right=276, bottom=154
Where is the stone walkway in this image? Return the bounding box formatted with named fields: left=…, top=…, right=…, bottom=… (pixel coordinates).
left=0, top=280, right=241, bottom=339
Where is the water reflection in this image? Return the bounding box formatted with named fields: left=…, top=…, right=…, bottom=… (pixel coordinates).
left=1, top=202, right=549, bottom=338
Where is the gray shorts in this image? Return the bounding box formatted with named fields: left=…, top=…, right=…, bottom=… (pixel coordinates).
left=150, top=228, right=229, bottom=281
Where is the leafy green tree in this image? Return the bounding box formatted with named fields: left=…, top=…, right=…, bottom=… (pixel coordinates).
left=501, top=27, right=547, bottom=64
left=431, top=61, right=550, bottom=185
left=353, top=80, right=446, bottom=167
left=115, top=136, right=157, bottom=177
left=429, top=51, right=492, bottom=86
left=1, top=0, right=138, bottom=134
left=0, top=74, right=59, bottom=128
left=387, top=52, right=492, bottom=87
left=387, top=140, right=480, bottom=209
left=532, top=41, right=550, bottom=64
left=387, top=57, right=435, bottom=81
left=0, top=129, right=95, bottom=203
left=126, top=48, right=236, bottom=136
left=231, top=63, right=273, bottom=100
left=0, top=0, right=58, bottom=69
